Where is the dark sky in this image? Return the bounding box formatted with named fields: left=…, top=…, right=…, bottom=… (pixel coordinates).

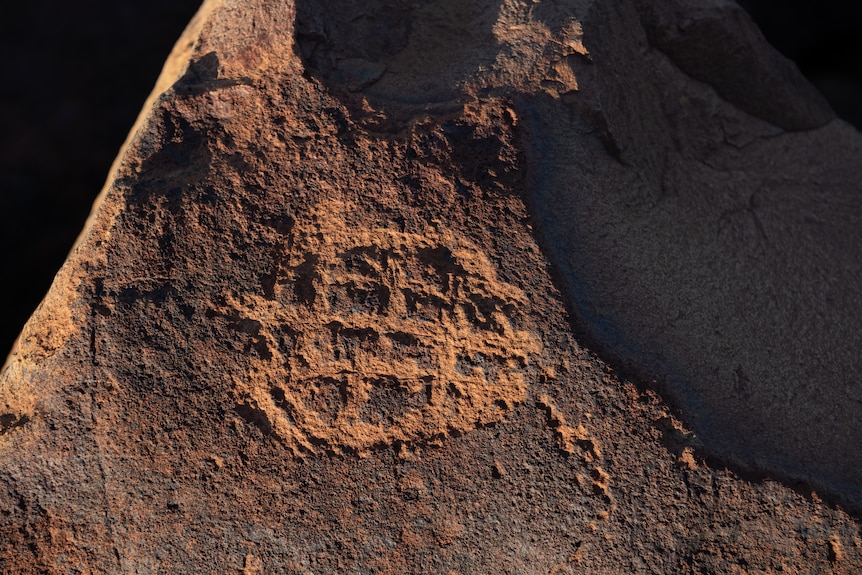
left=1, top=0, right=859, bottom=359
left=738, top=0, right=862, bottom=127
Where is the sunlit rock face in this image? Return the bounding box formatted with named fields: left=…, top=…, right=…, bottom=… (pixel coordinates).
left=1, top=0, right=861, bottom=572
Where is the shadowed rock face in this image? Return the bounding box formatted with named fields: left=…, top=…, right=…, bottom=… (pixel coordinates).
left=1, top=0, right=861, bottom=572
left=523, top=0, right=862, bottom=506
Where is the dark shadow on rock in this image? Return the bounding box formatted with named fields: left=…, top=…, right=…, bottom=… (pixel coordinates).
left=521, top=0, right=862, bottom=513
left=173, top=52, right=250, bottom=95
left=294, top=0, right=503, bottom=123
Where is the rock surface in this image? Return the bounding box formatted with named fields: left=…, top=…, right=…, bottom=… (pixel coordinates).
left=2, top=0, right=861, bottom=573
left=527, top=0, right=862, bottom=509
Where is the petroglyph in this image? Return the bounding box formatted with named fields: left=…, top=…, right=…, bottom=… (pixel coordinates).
left=218, top=201, right=541, bottom=454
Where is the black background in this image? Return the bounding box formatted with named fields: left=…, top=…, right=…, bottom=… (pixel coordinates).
left=1, top=0, right=860, bottom=358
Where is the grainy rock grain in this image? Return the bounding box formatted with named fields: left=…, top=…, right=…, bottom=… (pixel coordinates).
left=2, top=0, right=861, bottom=572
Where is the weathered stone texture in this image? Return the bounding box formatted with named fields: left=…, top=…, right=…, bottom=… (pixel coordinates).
left=2, top=0, right=861, bottom=572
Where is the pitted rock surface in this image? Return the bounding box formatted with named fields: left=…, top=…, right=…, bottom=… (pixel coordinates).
left=2, top=0, right=862, bottom=572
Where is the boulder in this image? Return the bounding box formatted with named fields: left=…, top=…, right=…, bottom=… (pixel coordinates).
left=2, top=0, right=861, bottom=572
